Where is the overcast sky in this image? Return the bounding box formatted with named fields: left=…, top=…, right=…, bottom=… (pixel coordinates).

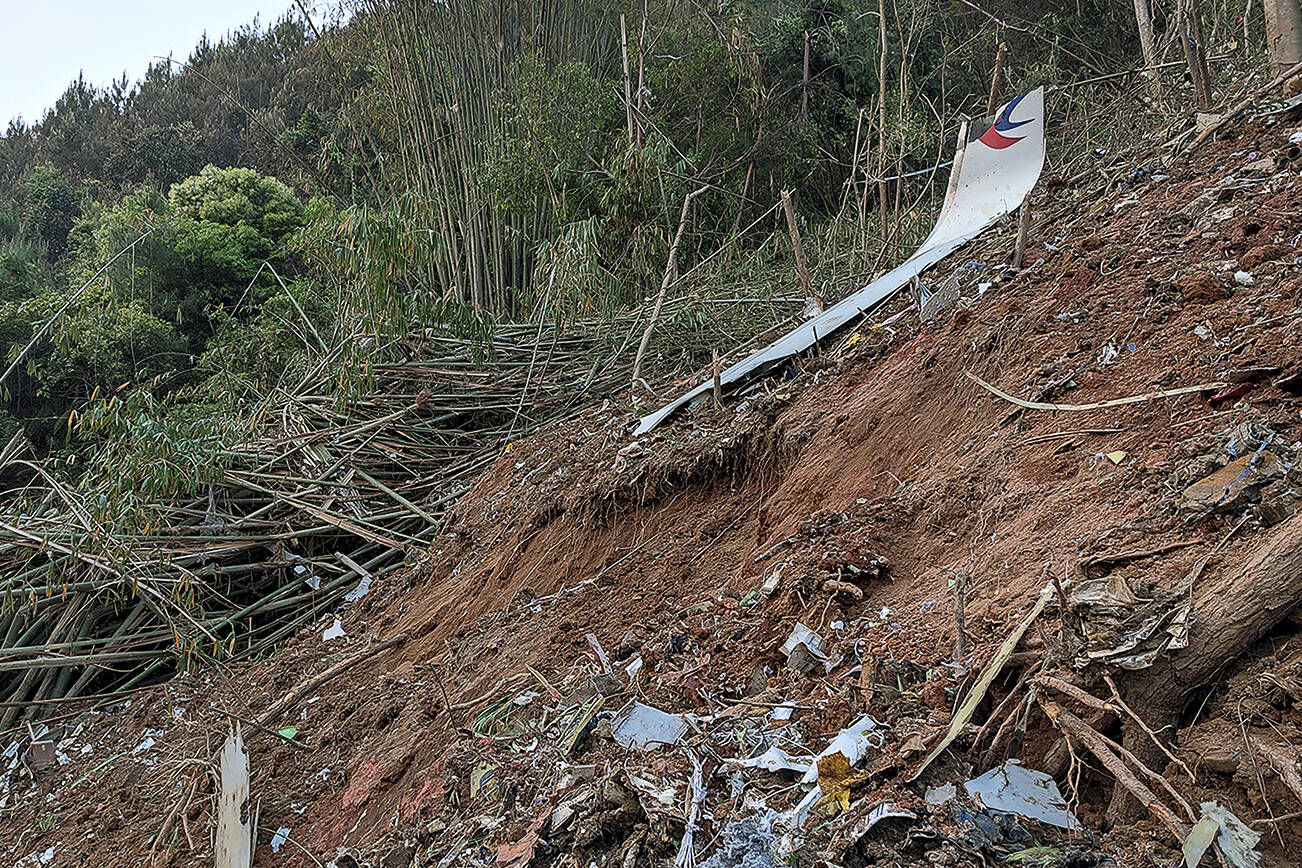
left=1, top=0, right=297, bottom=126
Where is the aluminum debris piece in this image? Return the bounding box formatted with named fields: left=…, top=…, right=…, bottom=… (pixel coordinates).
left=850, top=802, right=918, bottom=841
left=215, top=731, right=252, bottom=868
left=550, top=786, right=592, bottom=833
left=470, top=762, right=501, bottom=801
left=609, top=701, right=688, bottom=750
left=726, top=745, right=812, bottom=775
left=342, top=574, right=370, bottom=603
left=1068, top=573, right=1192, bottom=670
left=964, top=760, right=1081, bottom=831
left=627, top=773, right=681, bottom=815
left=801, top=714, right=885, bottom=785
left=925, top=782, right=957, bottom=805
left=786, top=713, right=887, bottom=823
left=1183, top=801, right=1261, bottom=868
left=781, top=622, right=830, bottom=674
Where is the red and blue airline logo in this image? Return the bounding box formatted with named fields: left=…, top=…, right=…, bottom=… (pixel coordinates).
left=979, top=92, right=1033, bottom=150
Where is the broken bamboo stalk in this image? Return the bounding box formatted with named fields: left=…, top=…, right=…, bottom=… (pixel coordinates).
left=1012, top=200, right=1031, bottom=269
left=257, top=633, right=407, bottom=726
left=911, top=584, right=1053, bottom=780
left=632, top=186, right=710, bottom=387
left=1189, top=58, right=1302, bottom=149
left=780, top=190, right=817, bottom=310
left=985, top=41, right=1008, bottom=119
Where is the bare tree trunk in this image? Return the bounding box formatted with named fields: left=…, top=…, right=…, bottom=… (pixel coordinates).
left=1265, top=0, right=1302, bottom=73
left=780, top=190, right=818, bottom=313
left=1133, top=0, right=1159, bottom=80
left=1189, top=0, right=1214, bottom=105
left=620, top=14, right=634, bottom=146
left=985, top=41, right=1008, bottom=118
left=1178, top=0, right=1214, bottom=109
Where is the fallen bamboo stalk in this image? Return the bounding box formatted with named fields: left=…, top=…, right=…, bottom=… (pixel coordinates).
left=1188, top=59, right=1302, bottom=150
left=965, top=371, right=1226, bottom=413
left=257, top=633, right=407, bottom=726
left=911, top=584, right=1053, bottom=780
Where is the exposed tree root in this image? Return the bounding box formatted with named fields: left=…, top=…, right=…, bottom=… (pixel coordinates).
left=1108, top=517, right=1302, bottom=823
left=1037, top=695, right=1191, bottom=843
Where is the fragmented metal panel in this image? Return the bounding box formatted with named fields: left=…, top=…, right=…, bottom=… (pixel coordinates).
left=634, top=87, right=1046, bottom=435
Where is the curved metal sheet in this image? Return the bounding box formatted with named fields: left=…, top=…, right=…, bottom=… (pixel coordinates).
left=634, top=87, right=1046, bottom=435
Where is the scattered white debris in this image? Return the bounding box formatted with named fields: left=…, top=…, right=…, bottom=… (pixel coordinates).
left=609, top=701, right=688, bottom=750
left=851, top=803, right=917, bottom=840
left=1184, top=801, right=1261, bottom=868
left=964, top=759, right=1081, bottom=831
left=800, top=714, right=885, bottom=785
left=271, top=827, right=292, bottom=853
left=343, top=573, right=371, bottom=603
left=322, top=618, right=346, bottom=641
left=726, top=746, right=812, bottom=775
left=1234, top=270, right=1255, bottom=286
left=925, top=782, right=957, bottom=805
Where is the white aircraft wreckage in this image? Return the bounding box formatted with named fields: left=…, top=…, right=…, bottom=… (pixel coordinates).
left=635, top=86, right=1046, bottom=435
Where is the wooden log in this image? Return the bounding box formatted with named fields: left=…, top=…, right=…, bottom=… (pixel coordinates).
left=1113, top=516, right=1302, bottom=818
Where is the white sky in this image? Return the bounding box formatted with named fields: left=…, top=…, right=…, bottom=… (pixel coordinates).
left=0, top=0, right=296, bottom=126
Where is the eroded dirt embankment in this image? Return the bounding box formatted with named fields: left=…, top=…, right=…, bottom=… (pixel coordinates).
left=7, top=123, right=1302, bottom=868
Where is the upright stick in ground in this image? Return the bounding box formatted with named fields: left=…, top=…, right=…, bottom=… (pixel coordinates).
left=632, top=186, right=709, bottom=388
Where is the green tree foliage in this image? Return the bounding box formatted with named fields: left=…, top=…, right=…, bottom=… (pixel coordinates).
left=78, top=167, right=307, bottom=346
left=0, top=241, right=41, bottom=302
left=169, top=165, right=304, bottom=240
left=0, top=164, right=304, bottom=447
left=22, top=164, right=80, bottom=261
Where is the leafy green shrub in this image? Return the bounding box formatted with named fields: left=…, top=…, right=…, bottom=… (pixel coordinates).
left=169, top=165, right=304, bottom=241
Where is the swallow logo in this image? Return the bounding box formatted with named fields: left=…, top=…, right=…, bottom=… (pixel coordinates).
left=979, top=92, right=1033, bottom=150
